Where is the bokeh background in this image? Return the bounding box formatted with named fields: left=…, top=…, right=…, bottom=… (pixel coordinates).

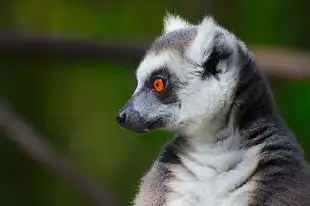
left=0, top=0, right=310, bottom=205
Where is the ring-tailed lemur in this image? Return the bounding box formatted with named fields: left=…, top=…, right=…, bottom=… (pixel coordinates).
left=116, top=14, right=310, bottom=206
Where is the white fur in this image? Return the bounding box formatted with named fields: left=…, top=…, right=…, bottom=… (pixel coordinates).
left=163, top=13, right=192, bottom=34
left=187, top=17, right=218, bottom=64
left=135, top=51, right=184, bottom=95
left=178, top=18, right=239, bottom=138
left=177, top=62, right=238, bottom=139
left=167, top=136, right=261, bottom=206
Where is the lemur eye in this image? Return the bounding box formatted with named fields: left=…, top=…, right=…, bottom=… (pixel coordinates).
left=153, top=79, right=165, bottom=92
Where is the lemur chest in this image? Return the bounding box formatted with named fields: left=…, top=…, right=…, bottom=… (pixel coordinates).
left=166, top=147, right=260, bottom=206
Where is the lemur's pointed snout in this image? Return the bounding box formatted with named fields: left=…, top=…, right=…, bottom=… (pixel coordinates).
left=116, top=101, right=147, bottom=133
left=116, top=98, right=162, bottom=134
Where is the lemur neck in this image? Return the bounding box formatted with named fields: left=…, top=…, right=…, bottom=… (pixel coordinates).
left=229, top=52, right=278, bottom=132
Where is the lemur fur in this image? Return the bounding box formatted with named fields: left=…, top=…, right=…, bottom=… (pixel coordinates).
left=116, top=14, right=310, bottom=206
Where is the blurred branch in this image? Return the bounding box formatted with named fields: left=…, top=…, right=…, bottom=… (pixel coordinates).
left=1, top=30, right=310, bottom=79
left=0, top=30, right=146, bottom=64
left=0, top=102, right=119, bottom=206
left=252, top=46, right=310, bottom=80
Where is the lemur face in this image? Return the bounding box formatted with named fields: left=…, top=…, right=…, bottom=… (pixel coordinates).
left=117, top=15, right=241, bottom=135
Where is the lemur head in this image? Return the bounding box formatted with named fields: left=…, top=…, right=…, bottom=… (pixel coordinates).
left=116, top=14, right=264, bottom=137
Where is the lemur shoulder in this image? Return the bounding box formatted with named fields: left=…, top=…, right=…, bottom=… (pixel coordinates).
left=116, top=14, right=310, bottom=206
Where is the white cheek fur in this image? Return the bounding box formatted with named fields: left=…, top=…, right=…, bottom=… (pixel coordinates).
left=177, top=64, right=238, bottom=134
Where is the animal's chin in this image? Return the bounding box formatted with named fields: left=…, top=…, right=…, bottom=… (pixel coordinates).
left=132, top=119, right=164, bottom=134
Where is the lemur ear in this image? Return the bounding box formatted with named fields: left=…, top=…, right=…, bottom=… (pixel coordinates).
left=163, top=13, right=192, bottom=34
left=188, top=16, right=218, bottom=63
left=187, top=16, right=232, bottom=80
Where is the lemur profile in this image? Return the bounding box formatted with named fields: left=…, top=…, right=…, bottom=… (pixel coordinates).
left=116, top=14, right=310, bottom=206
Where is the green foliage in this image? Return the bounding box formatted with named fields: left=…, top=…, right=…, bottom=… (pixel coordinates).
left=272, top=81, right=310, bottom=158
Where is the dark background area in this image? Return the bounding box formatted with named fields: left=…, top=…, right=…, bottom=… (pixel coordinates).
left=0, top=0, right=310, bottom=205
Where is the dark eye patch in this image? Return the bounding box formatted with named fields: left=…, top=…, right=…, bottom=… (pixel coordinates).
left=144, top=67, right=169, bottom=90
left=149, top=67, right=170, bottom=86
left=145, top=67, right=179, bottom=104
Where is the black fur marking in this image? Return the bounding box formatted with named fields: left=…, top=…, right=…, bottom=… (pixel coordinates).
left=146, top=67, right=182, bottom=105
left=201, top=32, right=231, bottom=80
left=201, top=48, right=222, bottom=80
left=159, top=136, right=188, bottom=165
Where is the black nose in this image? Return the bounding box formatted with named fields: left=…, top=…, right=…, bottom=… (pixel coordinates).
left=116, top=113, right=126, bottom=126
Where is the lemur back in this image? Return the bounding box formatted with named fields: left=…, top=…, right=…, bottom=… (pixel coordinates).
left=116, top=14, right=310, bottom=206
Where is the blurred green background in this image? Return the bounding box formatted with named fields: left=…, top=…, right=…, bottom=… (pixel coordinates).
left=0, top=0, right=310, bottom=205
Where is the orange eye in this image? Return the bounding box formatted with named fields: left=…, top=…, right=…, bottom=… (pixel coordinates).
left=153, top=79, right=165, bottom=92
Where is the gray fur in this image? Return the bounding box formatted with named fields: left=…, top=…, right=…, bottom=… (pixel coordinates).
left=120, top=17, right=310, bottom=206
left=149, top=27, right=197, bottom=55
left=134, top=161, right=171, bottom=206
left=228, top=45, right=310, bottom=205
